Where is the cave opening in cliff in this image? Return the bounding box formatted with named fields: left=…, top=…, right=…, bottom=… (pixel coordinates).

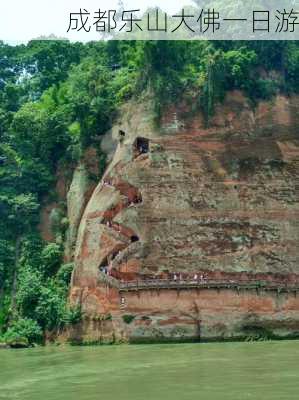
left=118, top=129, right=126, bottom=143
left=131, top=235, right=139, bottom=243
left=134, top=137, right=149, bottom=155
left=133, top=194, right=142, bottom=204
left=99, top=257, right=109, bottom=273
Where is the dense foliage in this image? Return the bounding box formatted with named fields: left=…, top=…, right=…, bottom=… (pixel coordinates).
left=1, top=39, right=299, bottom=344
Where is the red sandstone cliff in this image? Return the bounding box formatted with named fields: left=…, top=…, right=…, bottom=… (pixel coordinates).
left=66, top=92, right=299, bottom=343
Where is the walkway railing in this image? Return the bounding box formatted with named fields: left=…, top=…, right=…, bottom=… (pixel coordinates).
left=118, top=279, right=299, bottom=292
left=98, top=274, right=299, bottom=293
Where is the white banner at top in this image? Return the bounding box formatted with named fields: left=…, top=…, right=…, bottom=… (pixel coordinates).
left=1, top=0, right=299, bottom=42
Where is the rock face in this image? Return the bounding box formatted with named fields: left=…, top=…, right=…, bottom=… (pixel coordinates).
left=39, top=147, right=101, bottom=256
left=68, top=93, right=299, bottom=343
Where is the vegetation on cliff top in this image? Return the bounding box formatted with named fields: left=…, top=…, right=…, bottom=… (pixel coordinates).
left=1, top=39, right=299, bottom=345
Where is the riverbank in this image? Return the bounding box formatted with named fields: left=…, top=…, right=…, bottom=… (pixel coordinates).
left=2, top=332, right=299, bottom=350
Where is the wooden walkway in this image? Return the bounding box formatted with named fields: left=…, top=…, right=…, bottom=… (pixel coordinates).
left=98, top=273, right=299, bottom=294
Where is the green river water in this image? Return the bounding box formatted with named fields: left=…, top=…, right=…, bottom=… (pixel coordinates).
left=1, top=340, right=299, bottom=400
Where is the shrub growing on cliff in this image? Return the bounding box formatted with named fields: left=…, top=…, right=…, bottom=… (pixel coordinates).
left=222, top=48, right=257, bottom=90
left=16, top=268, right=43, bottom=317
left=16, top=268, right=79, bottom=332
left=3, top=318, right=43, bottom=345
left=62, top=306, right=82, bottom=325
left=41, top=243, right=62, bottom=276
left=284, top=42, right=299, bottom=92
left=56, top=263, right=74, bottom=286
left=122, top=315, right=136, bottom=324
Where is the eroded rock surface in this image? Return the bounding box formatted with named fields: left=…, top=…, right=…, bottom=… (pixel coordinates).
left=67, top=93, right=299, bottom=343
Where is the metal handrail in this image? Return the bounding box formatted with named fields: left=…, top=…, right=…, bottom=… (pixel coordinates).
left=97, top=273, right=299, bottom=293
left=118, top=278, right=299, bottom=292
